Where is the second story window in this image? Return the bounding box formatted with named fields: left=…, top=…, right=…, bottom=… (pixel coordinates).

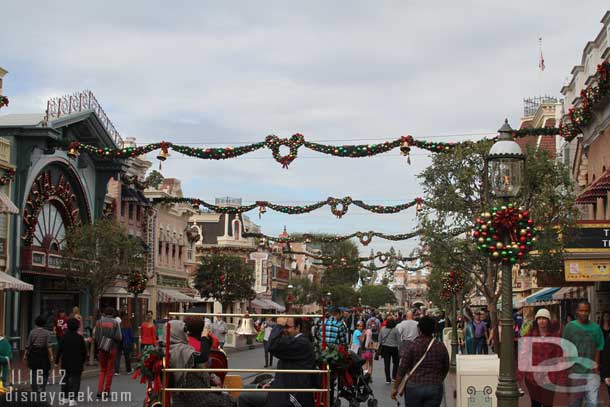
left=128, top=203, right=134, bottom=220
left=136, top=206, right=141, bottom=221
left=232, top=220, right=241, bottom=240
left=121, top=202, right=126, bottom=217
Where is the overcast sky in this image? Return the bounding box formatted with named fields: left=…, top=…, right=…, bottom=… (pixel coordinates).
left=1, top=1, right=608, bottom=259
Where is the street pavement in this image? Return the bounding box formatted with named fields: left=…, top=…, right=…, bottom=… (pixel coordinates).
left=15, top=346, right=605, bottom=406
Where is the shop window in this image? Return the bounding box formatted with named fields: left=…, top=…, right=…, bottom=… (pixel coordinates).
left=136, top=206, right=141, bottom=221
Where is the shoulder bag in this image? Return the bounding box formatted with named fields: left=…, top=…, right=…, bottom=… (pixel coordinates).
left=397, top=338, right=435, bottom=397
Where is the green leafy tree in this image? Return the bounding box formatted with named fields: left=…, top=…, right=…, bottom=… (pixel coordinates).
left=60, top=219, right=146, bottom=316
left=288, top=277, right=322, bottom=307
left=383, top=246, right=399, bottom=284
left=358, top=285, right=397, bottom=309
left=327, top=284, right=358, bottom=308
left=320, top=239, right=360, bottom=287
left=194, top=253, right=255, bottom=311
left=145, top=170, right=165, bottom=189
left=419, top=142, right=577, bottom=349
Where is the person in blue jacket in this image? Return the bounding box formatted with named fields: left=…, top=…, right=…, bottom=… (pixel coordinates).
left=114, top=313, right=134, bottom=375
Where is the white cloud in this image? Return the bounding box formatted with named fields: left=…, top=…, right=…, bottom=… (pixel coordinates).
left=1, top=1, right=608, bottom=256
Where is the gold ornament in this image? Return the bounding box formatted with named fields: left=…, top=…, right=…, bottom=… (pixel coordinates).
left=492, top=251, right=500, bottom=258
left=496, top=242, right=503, bottom=249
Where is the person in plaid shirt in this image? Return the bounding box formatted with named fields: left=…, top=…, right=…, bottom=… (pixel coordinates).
left=320, top=308, right=348, bottom=346
left=391, top=316, right=449, bottom=406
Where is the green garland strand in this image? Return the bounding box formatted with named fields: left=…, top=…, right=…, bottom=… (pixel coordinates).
left=243, top=230, right=420, bottom=246
left=0, top=96, right=9, bottom=109
left=560, top=61, right=610, bottom=141
left=60, top=126, right=566, bottom=167
left=284, top=249, right=418, bottom=263
left=152, top=196, right=423, bottom=218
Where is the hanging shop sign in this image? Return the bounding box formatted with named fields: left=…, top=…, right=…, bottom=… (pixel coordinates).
left=564, top=223, right=610, bottom=251
left=565, top=259, right=610, bottom=282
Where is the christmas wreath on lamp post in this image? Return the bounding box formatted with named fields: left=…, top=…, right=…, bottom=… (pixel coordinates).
left=127, top=270, right=148, bottom=296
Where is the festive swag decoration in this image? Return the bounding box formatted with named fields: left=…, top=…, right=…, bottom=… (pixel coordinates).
left=513, top=127, right=561, bottom=137
left=439, top=269, right=465, bottom=301
left=61, top=129, right=568, bottom=168
left=132, top=347, right=164, bottom=394
left=561, top=61, right=610, bottom=141
left=284, top=250, right=418, bottom=264
left=245, top=230, right=420, bottom=245
left=0, top=96, right=8, bottom=109
left=0, top=168, right=15, bottom=185
left=126, top=270, right=148, bottom=295
left=22, top=172, right=87, bottom=245
left=153, top=196, right=424, bottom=218
left=472, top=204, right=536, bottom=264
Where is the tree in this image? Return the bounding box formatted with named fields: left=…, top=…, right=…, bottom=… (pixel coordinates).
left=60, top=219, right=145, bottom=316
left=145, top=170, right=164, bottom=189
left=358, top=285, right=397, bottom=309
left=328, top=284, right=358, bottom=308
left=383, top=246, right=399, bottom=284
left=419, top=142, right=577, bottom=350
left=194, top=253, right=255, bottom=311
left=288, top=277, right=322, bottom=308
left=320, top=239, right=360, bottom=287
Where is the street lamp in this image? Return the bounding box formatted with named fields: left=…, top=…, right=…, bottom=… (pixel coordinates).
left=487, top=119, right=524, bottom=407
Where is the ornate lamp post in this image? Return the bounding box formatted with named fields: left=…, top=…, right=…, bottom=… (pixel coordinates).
left=450, top=294, right=458, bottom=373
left=487, top=119, right=525, bottom=407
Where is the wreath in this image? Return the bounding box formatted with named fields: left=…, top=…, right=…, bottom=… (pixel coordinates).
left=473, top=204, right=535, bottom=264
left=132, top=347, right=164, bottom=393
left=127, top=270, right=148, bottom=295
left=439, top=269, right=465, bottom=301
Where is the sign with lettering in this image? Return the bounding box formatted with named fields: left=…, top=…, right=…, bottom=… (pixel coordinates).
left=565, top=259, right=610, bottom=281
left=250, top=252, right=269, bottom=293
left=565, top=224, right=610, bottom=251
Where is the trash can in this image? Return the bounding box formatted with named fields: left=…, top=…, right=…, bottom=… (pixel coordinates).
left=456, top=354, right=499, bottom=407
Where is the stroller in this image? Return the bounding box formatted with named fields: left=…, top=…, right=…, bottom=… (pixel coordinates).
left=336, top=352, right=377, bottom=407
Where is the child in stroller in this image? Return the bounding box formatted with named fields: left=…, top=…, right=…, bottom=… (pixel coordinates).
left=337, top=352, right=377, bottom=407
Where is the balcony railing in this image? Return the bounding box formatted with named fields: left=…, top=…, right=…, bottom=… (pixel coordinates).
left=523, top=95, right=558, bottom=117
left=45, top=90, right=124, bottom=148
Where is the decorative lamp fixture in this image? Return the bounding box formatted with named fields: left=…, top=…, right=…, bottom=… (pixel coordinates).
left=487, top=120, right=525, bottom=199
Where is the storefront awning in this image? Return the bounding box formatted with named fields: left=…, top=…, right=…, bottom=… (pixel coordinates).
left=102, top=287, right=151, bottom=297
left=525, top=287, right=560, bottom=305
left=552, top=286, right=588, bottom=301
left=0, top=272, right=33, bottom=291
left=158, top=288, right=199, bottom=303
left=251, top=298, right=286, bottom=312
left=0, top=191, right=18, bottom=214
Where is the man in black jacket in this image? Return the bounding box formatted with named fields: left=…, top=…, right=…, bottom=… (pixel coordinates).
left=267, top=317, right=316, bottom=407
left=55, top=318, right=87, bottom=405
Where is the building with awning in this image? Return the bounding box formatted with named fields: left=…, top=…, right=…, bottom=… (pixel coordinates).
left=0, top=272, right=33, bottom=292
left=251, top=297, right=286, bottom=312
left=514, top=287, right=560, bottom=308
left=157, top=288, right=199, bottom=304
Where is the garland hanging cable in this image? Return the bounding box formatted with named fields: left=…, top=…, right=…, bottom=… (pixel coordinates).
left=243, top=230, right=420, bottom=246
left=61, top=127, right=563, bottom=168
left=152, top=196, right=424, bottom=218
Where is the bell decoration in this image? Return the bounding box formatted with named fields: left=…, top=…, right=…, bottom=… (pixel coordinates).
left=157, top=142, right=170, bottom=170
left=192, top=199, right=201, bottom=210
left=259, top=204, right=267, bottom=219
left=400, top=135, right=413, bottom=164
left=235, top=318, right=258, bottom=336
left=67, top=142, right=80, bottom=159
left=415, top=197, right=424, bottom=213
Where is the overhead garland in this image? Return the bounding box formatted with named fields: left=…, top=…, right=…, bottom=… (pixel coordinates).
left=0, top=96, right=8, bottom=109
left=60, top=127, right=566, bottom=169
left=0, top=168, right=15, bottom=185
left=152, top=196, right=424, bottom=218
left=244, top=230, right=420, bottom=246
left=284, top=250, right=418, bottom=264
left=560, top=61, right=610, bottom=141
left=472, top=204, right=536, bottom=264
left=439, top=269, right=465, bottom=302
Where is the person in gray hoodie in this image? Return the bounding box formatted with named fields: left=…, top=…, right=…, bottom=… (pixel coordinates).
left=93, top=307, right=122, bottom=400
